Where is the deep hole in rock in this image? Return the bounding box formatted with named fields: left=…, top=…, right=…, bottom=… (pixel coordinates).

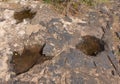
left=76, top=35, right=105, bottom=56
left=14, top=7, right=36, bottom=23
left=10, top=44, right=53, bottom=75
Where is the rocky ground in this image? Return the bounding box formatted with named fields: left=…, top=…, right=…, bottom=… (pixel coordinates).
left=0, top=0, right=120, bottom=84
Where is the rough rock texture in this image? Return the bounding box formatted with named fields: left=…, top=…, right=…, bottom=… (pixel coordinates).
left=0, top=0, right=120, bottom=84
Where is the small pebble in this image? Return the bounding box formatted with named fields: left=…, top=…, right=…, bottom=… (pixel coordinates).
left=63, top=16, right=72, bottom=22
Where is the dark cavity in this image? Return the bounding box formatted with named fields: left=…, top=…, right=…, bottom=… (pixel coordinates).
left=76, top=35, right=105, bottom=56
left=14, top=7, right=36, bottom=23
left=11, top=44, right=52, bottom=75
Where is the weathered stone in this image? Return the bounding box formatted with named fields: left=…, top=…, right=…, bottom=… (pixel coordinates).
left=0, top=59, right=3, bottom=68
left=93, top=52, right=114, bottom=69
left=25, top=24, right=41, bottom=36
left=42, top=43, right=54, bottom=56
left=47, top=25, right=58, bottom=34
left=99, top=4, right=109, bottom=14
left=60, top=32, right=72, bottom=42
left=55, top=49, right=95, bottom=69
left=63, top=16, right=72, bottom=22
left=39, top=21, right=46, bottom=27
left=77, top=22, right=87, bottom=26
left=0, top=0, right=120, bottom=83
left=31, top=6, right=59, bottom=24
left=70, top=73, right=85, bottom=84
left=88, top=12, right=99, bottom=27
left=47, top=21, right=63, bottom=34
left=38, top=77, right=47, bottom=84
left=108, top=51, right=120, bottom=76
left=48, top=18, right=61, bottom=24
left=13, top=80, right=30, bottom=84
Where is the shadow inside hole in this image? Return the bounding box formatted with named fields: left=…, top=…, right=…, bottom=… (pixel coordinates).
left=11, top=44, right=53, bottom=75
left=76, top=35, right=105, bottom=56
left=14, top=7, right=36, bottom=23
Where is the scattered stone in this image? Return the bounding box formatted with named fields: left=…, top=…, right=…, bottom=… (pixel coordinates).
left=42, top=43, right=54, bottom=56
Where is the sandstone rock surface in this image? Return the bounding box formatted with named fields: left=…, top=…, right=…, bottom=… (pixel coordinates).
left=0, top=0, right=120, bottom=84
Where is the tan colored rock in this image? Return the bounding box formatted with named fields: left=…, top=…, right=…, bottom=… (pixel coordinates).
left=0, top=2, right=22, bottom=10
left=25, top=24, right=42, bottom=36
